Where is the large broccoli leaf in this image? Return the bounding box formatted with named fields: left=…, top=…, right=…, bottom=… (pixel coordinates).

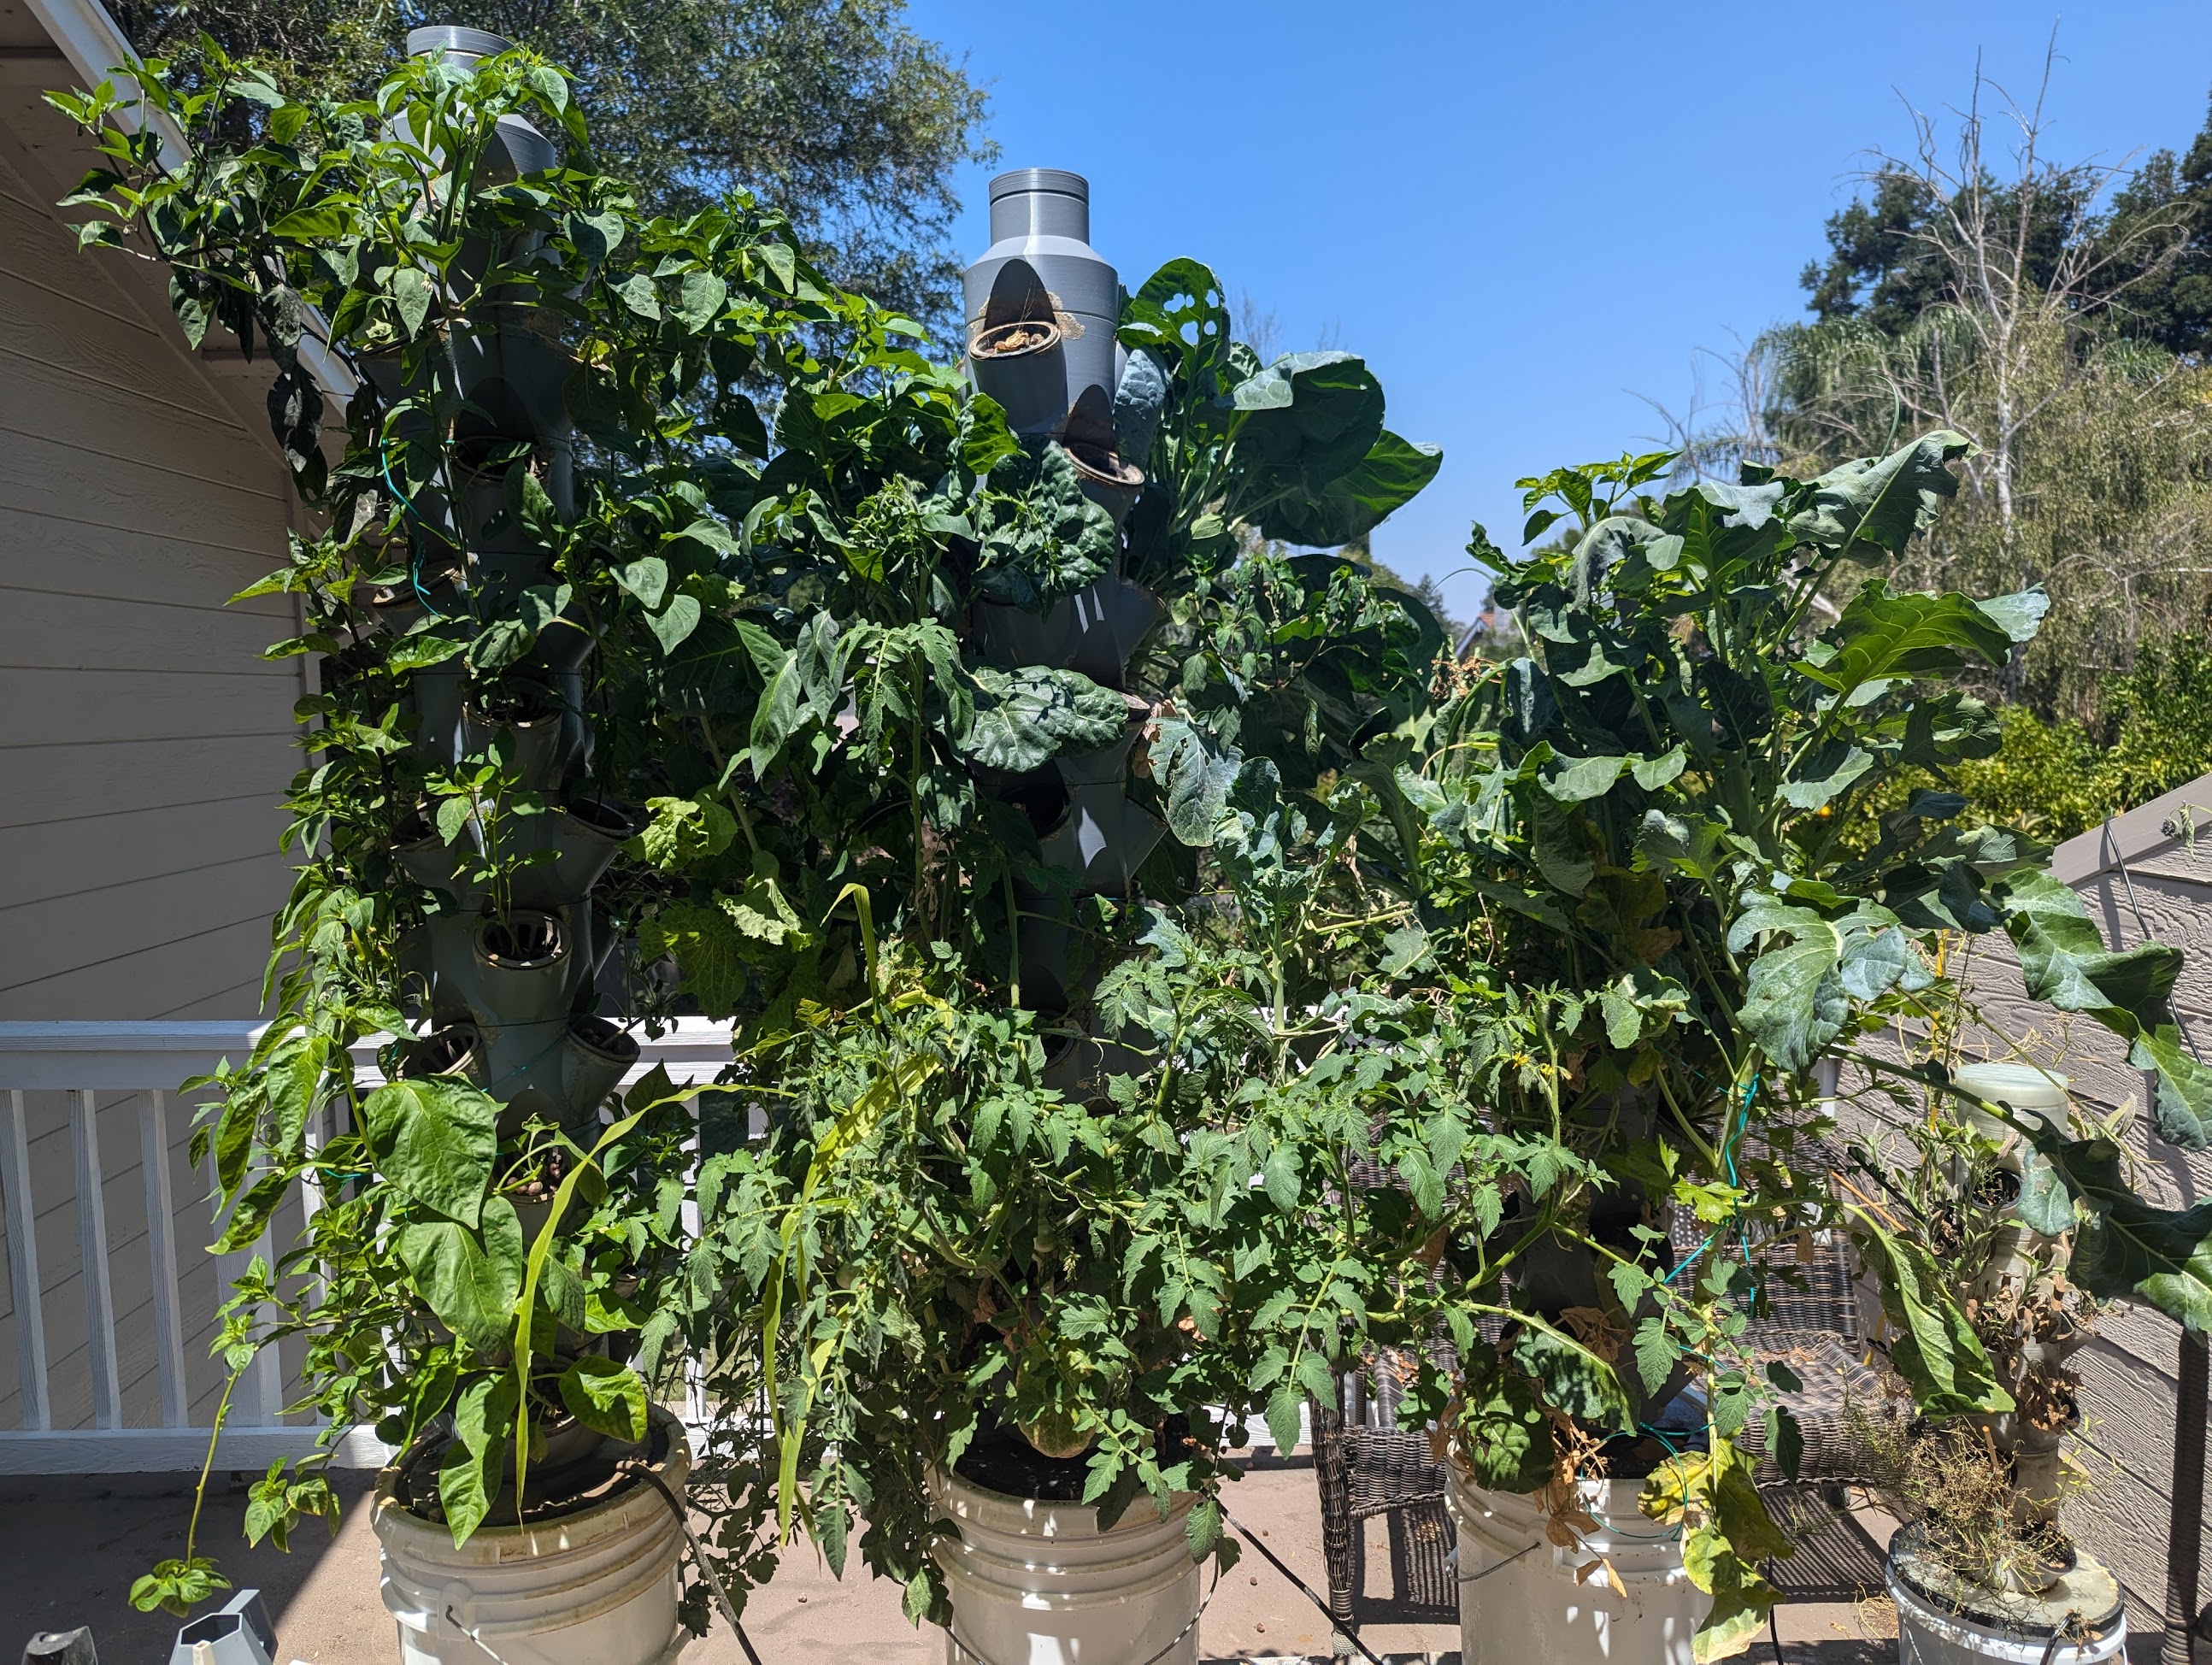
left=1997, top=869, right=2212, bottom=1148
left=1257, top=429, right=1443, bottom=550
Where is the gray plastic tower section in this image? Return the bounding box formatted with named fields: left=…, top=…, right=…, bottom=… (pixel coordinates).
left=406, top=24, right=513, bottom=62
left=403, top=26, right=556, bottom=177
left=963, top=170, right=1118, bottom=437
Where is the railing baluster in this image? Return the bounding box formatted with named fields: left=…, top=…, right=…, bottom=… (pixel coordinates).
left=207, top=1148, right=278, bottom=1429
left=682, top=1094, right=706, bottom=1429
left=69, top=1091, right=122, bottom=1430
left=138, top=1091, right=190, bottom=1428
left=2, top=1090, right=50, bottom=1432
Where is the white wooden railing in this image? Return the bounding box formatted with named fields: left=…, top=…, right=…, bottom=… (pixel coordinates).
left=0, top=1019, right=729, bottom=1474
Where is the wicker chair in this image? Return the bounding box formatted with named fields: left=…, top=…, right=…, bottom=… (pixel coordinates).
left=1736, top=1227, right=1893, bottom=1601
left=1309, top=1209, right=1892, bottom=1630
left=1311, top=1350, right=1461, bottom=1629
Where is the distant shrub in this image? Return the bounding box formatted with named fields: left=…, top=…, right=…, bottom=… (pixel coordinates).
left=1901, top=633, right=2212, bottom=844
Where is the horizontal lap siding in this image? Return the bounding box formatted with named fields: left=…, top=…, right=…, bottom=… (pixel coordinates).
left=0, top=114, right=305, bottom=1436
left=0, top=148, right=301, bottom=1021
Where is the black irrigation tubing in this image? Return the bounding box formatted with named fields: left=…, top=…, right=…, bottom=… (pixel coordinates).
left=1220, top=1503, right=1389, bottom=1665
left=619, top=1457, right=766, bottom=1665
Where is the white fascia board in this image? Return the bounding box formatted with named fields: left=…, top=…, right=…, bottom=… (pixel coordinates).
left=23, top=0, right=356, bottom=404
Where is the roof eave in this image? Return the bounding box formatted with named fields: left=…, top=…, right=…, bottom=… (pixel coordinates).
left=23, top=0, right=355, bottom=403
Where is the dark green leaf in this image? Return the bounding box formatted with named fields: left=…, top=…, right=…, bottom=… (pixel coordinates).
left=362, top=1078, right=498, bottom=1227
left=1788, top=432, right=1974, bottom=556
left=958, top=666, right=1126, bottom=772
left=1509, top=1326, right=1633, bottom=1434
left=1257, top=429, right=1444, bottom=548
left=558, top=1356, right=648, bottom=1441
left=646, top=594, right=703, bottom=655
left=2034, top=1137, right=2212, bottom=1331
left=395, top=1205, right=522, bottom=1352
left=1854, top=1218, right=2013, bottom=1416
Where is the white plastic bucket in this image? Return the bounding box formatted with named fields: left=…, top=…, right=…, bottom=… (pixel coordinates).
left=931, top=1470, right=1201, bottom=1665
left=1889, top=1555, right=2127, bottom=1665
left=1445, top=1467, right=1711, bottom=1665
left=373, top=1410, right=691, bottom=1665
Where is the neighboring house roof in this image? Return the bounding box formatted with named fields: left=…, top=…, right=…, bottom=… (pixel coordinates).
left=2051, top=769, right=2212, bottom=890
left=20, top=0, right=352, bottom=401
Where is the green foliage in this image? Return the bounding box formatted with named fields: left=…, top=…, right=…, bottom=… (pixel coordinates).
left=1368, top=432, right=2212, bottom=1654
left=1766, top=81, right=2212, bottom=728
left=60, top=30, right=1453, bottom=1627
left=130, top=1556, right=231, bottom=1620
left=1852, top=1221, right=2014, bottom=1416
left=689, top=779, right=1505, bottom=1609
left=969, top=443, right=1117, bottom=608
left=52, top=34, right=824, bottom=1602
left=1642, top=1442, right=1792, bottom=1663
left=1863, top=633, right=2212, bottom=845
left=101, top=0, right=997, bottom=329
left=1121, top=264, right=1440, bottom=603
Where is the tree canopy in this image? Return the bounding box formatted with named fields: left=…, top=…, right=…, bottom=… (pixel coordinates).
left=100, top=0, right=995, bottom=329
left=1797, top=88, right=2212, bottom=357
left=1635, top=63, right=2212, bottom=832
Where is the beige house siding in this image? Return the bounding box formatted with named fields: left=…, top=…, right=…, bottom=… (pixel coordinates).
left=0, top=167, right=301, bottom=1021
left=0, top=42, right=310, bottom=1436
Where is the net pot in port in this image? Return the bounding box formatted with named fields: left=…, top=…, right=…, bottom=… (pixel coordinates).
left=972, top=317, right=1063, bottom=359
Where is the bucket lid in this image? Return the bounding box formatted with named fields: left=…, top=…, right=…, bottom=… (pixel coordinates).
left=1952, top=1062, right=2070, bottom=1115
left=1889, top=1527, right=2124, bottom=1637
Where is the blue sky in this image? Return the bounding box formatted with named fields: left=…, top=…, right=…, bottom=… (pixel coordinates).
left=902, top=0, right=2212, bottom=624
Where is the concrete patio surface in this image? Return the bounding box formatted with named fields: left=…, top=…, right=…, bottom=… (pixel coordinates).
left=1, top=1452, right=1894, bottom=1665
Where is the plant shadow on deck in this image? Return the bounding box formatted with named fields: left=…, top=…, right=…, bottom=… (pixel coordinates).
left=0, top=1468, right=378, bottom=1662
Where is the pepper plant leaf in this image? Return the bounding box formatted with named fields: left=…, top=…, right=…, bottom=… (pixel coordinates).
left=362, top=1077, right=498, bottom=1228
left=395, top=1203, right=525, bottom=1353
left=559, top=1356, right=649, bottom=1441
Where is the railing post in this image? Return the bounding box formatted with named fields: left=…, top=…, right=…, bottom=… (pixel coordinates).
left=138, top=1090, right=191, bottom=1428
left=2, top=1090, right=50, bottom=1431
left=2167, top=1327, right=2209, bottom=1665
left=681, top=1093, right=706, bottom=1429
left=68, top=1091, right=122, bottom=1430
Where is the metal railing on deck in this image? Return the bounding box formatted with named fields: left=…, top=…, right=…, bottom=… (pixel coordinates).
left=0, top=1018, right=730, bottom=1474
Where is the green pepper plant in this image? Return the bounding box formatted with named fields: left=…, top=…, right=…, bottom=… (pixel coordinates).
left=49, top=35, right=878, bottom=1619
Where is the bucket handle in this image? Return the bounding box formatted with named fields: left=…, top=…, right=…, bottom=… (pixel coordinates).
left=945, top=1556, right=1218, bottom=1665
